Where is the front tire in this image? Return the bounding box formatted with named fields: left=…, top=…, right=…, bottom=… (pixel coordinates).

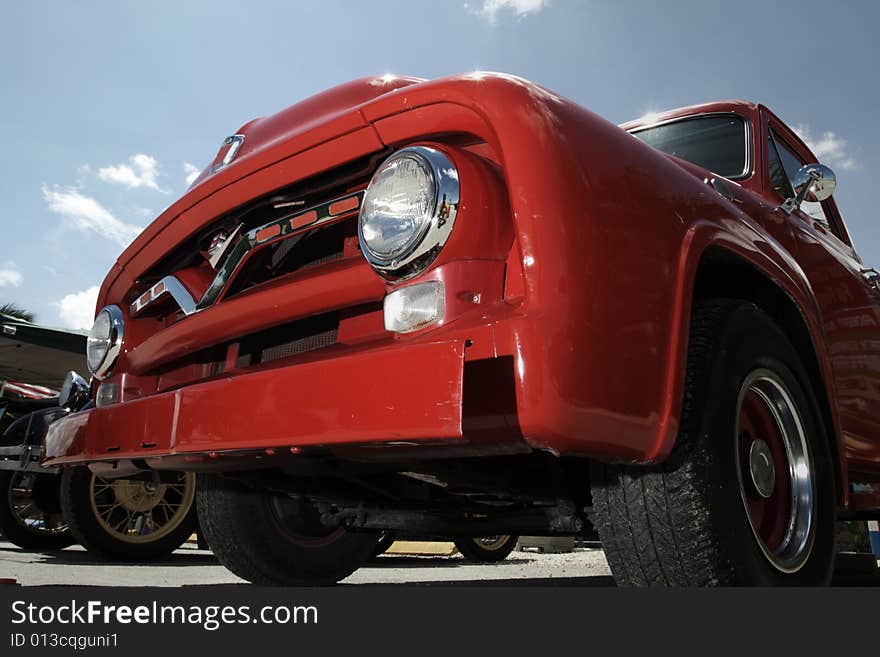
left=60, top=467, right=197, bottom=560
left=197, top=474, right=378, bottom=585
left=591, top=299, right=836, bottom=586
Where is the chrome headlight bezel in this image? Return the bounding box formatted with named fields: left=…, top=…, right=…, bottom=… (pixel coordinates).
left=87, top=305, right=124, bottom=380
left=58, top=370, right=90, bottom=410
left=358, top=145, right=460, bottom=279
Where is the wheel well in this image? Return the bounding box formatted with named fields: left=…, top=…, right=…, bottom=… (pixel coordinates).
left=692, top=246, right=843, bottom=497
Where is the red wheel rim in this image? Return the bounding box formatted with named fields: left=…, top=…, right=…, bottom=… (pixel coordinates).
left=735, top=370, right=815, bottom=573
left=737, top=388, right=792, bottom=551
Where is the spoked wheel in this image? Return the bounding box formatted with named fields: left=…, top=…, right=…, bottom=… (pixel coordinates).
left=0, top=471, right=74, bottom=550
left=454, top=535, right=519, bottom=562
left=591, top=299, right=836, bottom=586
left=735, top=371, right=815, bottom=573
left=197, top=473, right=379, bottom=585
left=60, top=467, right=197, bottom=560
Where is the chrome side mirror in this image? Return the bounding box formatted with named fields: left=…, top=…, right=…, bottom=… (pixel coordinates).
left=780, top=163, right=836, bottom=214
left=58, top=370, right=89, bottom=410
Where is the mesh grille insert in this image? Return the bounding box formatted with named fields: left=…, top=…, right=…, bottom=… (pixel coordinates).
left=236, top=312, right=340, bottom=368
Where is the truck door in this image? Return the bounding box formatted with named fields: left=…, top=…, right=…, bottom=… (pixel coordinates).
left=767, top=125, right=880, bottom=471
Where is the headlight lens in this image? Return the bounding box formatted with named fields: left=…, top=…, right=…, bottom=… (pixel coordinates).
left=359, top=146, right=459, bottom=278
left=87, top=306, right=124, bottom=379
left=361, top=153, right=435, bottom=259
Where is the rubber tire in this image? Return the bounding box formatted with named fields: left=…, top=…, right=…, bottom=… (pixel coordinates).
left=0, top=471, right=74, bottom=550
left=454, top=535, right=519, bottom=562
left=60, top=467, right=197, bottom=561
left=197, top=473, right=379, bottom=585
left=591, top=299, right=836, bottom=586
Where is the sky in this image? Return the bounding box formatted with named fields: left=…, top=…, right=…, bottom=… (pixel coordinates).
left=1, top=0, right=877, bottom=330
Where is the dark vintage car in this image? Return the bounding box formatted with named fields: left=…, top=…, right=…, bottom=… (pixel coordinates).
left=41, top=73, right=880, bottom=585
left=0, top=318, right=196, bottom=558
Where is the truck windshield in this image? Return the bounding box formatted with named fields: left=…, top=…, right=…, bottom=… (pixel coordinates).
left=630, top=114, right=749, bottom=180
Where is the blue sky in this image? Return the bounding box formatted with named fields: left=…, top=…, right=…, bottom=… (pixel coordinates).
left=0, top=0, right=876, bottom=329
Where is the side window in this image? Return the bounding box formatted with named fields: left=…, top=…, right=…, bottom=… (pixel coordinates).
left=768, top=130, right=831, bottom=228
left=767, top=136, right=793, bottom=199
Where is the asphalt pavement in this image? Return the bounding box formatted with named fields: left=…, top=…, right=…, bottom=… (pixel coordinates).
left=2, top=540, right=877, bottom=586
left=0, top=540, right=615, bottom=587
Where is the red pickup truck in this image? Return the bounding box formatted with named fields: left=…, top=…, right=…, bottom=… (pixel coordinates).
left=44, top=72, right=880, bottom=586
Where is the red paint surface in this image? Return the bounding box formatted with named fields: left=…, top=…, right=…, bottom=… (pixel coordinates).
left=44, top=73, right=880, bottom=514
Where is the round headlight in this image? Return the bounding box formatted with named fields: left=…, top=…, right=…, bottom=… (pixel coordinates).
left=359, top=146, right=459, bottom=278
left=59, top=370, right=89, bottom=409
left=87, top=305, right=124, bottom=380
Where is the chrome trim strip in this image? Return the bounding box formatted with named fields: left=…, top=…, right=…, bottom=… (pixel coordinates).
left=130, top=275, right=198, bottom=317
left=197, top=190, right=364, bottom=310
left=208, top=224, right=243, bottom=269
left=128, top=190, right=364, bottom=319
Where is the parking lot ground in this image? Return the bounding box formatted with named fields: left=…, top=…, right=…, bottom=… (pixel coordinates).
left=1, top=540, right=877, bottom=586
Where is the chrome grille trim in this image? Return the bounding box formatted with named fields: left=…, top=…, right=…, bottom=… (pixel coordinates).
left=131, top=190, right=365, bottom=317
left=130, top=276, right=197, bottom=317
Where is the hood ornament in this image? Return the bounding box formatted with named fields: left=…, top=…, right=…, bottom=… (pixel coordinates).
left=211, top=134, right=245, bottom=173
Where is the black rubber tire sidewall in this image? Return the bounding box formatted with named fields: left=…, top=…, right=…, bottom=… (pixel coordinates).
left=0, top=471, right=74, bottom=551
left=197, top=474, right=379, bottom=586
left=60, top=466, right=197, bottom=561
left=698, top=304, right=836, bottom=585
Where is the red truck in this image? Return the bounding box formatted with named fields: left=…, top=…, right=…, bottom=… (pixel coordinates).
left=43, top=72, right=880, bottom=586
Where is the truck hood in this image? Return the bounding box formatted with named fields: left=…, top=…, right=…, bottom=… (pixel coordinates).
left=113, top=75, right=424, bottom=275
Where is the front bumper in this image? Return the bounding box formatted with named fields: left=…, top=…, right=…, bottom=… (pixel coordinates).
left=44, top=338, right=483, bottom=469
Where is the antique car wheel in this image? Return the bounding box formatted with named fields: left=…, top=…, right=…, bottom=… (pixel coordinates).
left=0, top=471, right=74, bottom=550
left=60, top=467, right=197, bottom=560
left=197, top=474, right=379, bottom=585
left=591, top=299, right=836, bottom=586
left=454, top=535, right=519, bottom=562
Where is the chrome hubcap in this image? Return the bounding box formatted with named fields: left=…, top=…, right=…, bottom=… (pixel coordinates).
left=735, top=369, right=815, bottom=573
left=748, top=439, right=776, bottom=499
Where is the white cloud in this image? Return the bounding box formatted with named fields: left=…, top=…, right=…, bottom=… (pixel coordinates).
left=55, top=285, right=99, bottom=330
left=41, top=185, right=143, bottom=248
left=184, top=162, right=201, bottom=186
left=0, top=261, right=23, bottom=287
left=98, top=153, right=165, bottom=192
left=468, top=0, right=548, bottom=23
left=793, top=124, right=857, bottom=170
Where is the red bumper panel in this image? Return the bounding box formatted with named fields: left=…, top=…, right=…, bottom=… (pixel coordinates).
left=44, top=339, right=466, bottom=466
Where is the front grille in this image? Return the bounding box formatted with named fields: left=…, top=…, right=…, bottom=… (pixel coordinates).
left=142, top=151, right=388, bottom=286
left=224, top=218, right=352, bottom=300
